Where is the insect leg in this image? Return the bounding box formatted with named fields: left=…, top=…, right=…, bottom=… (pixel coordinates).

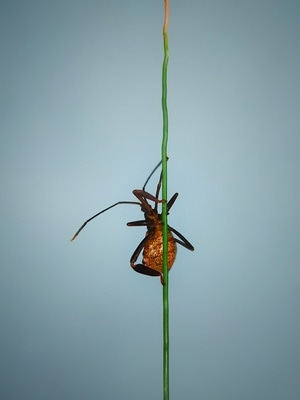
left=133, top=189, right=164, bottom=204
left=130, top=235, right=162, bottom=279
left=71, top=201, right=140, bottom=240
left=169, top=226, right=194, bottom=251
left=127, top=220, right=147, bottom=227
left=167, top=193, right=178, bottom=212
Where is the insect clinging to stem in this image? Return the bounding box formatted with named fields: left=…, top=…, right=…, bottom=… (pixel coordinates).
left=71, top=161, right=194, bottom=284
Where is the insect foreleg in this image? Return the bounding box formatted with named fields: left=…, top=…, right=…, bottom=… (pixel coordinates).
left=167, top=193, right=178, bottom=212
left=133, top=189, right=164, bottom=204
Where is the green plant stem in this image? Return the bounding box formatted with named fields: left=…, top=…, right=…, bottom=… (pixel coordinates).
left=161, top=1, right=169, bottom=399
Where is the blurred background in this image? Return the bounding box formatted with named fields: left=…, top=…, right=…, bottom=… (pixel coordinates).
left=1, top=1, right=299, bottom=399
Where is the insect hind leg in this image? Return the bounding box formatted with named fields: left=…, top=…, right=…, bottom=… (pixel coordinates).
left=130, top=262, right=164, bottom=284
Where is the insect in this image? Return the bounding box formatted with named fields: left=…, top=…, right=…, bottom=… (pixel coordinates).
left=71, top=161, right=194, bottom=284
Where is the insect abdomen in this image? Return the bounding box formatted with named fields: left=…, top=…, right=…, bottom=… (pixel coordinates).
left=142, top=229, right=177, bottom=274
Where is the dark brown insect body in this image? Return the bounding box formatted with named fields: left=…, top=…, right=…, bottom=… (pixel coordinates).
left=71, top=164, right=194, bottom=284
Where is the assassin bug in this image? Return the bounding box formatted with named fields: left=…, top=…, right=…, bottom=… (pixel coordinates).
left=71, top=161, right=194, bottom=284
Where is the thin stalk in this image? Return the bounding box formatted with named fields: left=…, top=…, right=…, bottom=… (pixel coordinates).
left=161, top=1, right=170, bottom=400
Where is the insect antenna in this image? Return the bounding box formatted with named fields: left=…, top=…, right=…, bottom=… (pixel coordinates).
left=71, top=159, right=168, bottom=241
left=142, top=157, right=168, bottom=191
left=142, top=160, right=162, bottom=191
left=71, top=200, right=140, bottom=241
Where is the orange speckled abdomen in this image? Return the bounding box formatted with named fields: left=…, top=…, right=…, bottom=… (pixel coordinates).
left=142, top=229, right=177, bottom=274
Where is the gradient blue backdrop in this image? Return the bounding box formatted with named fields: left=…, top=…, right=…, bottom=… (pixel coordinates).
left=1, top=1, right=299, bottom=399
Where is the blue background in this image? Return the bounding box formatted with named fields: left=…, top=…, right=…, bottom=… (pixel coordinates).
left=1, top=1, right=299, bottom=399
